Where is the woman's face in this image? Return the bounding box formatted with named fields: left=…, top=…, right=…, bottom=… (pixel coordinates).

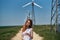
left=26, top=20, right=30, bottom=27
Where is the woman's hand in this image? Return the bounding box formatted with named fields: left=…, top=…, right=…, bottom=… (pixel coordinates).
left=25, top=33, right=31, bottom=37
left=25, top=33, right=30, bottom=36
left=25, top=33, right=33, bottom=39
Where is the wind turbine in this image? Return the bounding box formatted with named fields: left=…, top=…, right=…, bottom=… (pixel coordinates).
left=22, top=0, right=42, bottom=26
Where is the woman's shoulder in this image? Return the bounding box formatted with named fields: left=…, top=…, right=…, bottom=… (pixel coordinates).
left=30, top=28, right=33, bottom=31
left=27, top=28, right=33, bottom=31
left=30, top=28, right=33, bottom=29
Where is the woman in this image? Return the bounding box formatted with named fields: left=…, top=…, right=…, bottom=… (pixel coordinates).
left=21, top=19, right=33, bottom=40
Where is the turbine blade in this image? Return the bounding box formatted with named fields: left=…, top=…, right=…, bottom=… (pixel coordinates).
left=32, top=0, right=34, bottom=1
left=22, top=2, right=32, bottom=7
left=34, top=3, right=42, bottom=8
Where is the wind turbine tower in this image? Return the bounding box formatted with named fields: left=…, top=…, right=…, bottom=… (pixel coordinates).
left=22, top=0, right=42, bottom=26
left=27, top=11, right=31, bottom=19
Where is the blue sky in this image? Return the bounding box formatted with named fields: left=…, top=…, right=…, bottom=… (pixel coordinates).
left=0, top=0, right=51, bottom=26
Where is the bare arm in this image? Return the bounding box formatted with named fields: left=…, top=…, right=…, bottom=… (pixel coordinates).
left=25, top=28, right=33, bottom=39
left=30, top=28, right=33, bottom=39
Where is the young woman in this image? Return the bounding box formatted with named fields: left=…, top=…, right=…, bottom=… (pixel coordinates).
left=21, top=19, right=33, bottom=40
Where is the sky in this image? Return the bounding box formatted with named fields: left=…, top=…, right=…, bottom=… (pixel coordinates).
left=0, top=0, right=52, bottom=26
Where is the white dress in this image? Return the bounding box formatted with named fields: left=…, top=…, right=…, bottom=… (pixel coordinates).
left=22, top=28, right=32, bottom=40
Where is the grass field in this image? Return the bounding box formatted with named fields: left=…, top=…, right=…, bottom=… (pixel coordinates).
left=0, top=25, right=60, bottom=40
left=33, top=25, right=56, bottom=40
left=0, top=26, right=22, bottom=40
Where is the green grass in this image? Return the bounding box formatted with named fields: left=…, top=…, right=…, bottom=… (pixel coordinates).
left=0, top=26, right=22, bottom=40
left=0, top=25, right=60, bottom=40
left=33, top=25, right=60, bottom=40
left=56, top=32, right=60, bottom=40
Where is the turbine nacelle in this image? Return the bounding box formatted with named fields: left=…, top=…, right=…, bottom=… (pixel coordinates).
left=32, top=0, right=34, bottom=2
left=22, top=0, right=42, bottom=8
